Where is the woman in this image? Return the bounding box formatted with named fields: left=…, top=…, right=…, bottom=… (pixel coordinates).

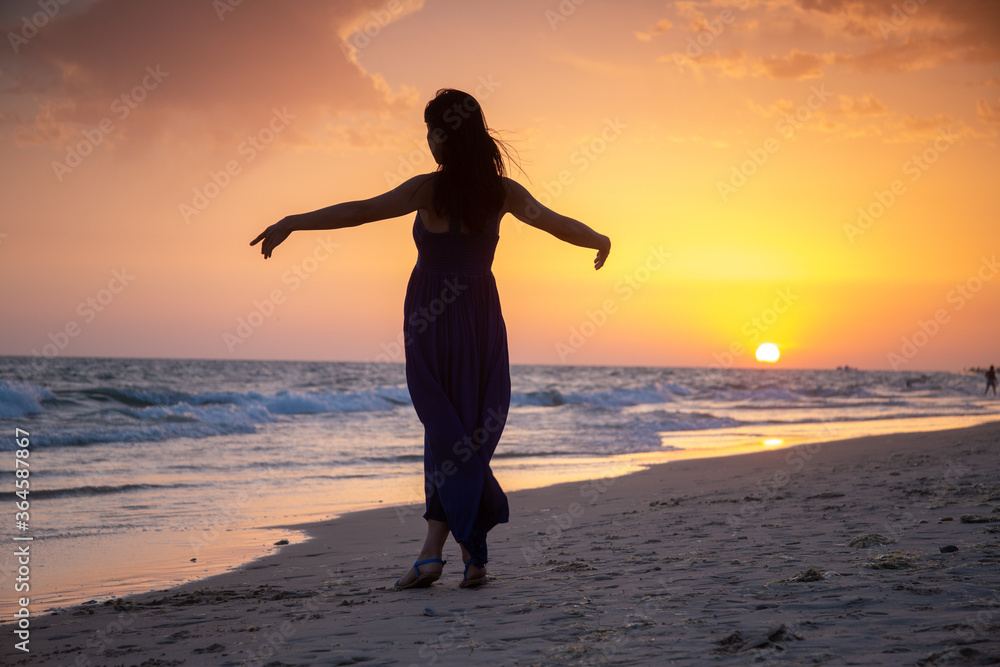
left=251, top=89, right=611, bottom=589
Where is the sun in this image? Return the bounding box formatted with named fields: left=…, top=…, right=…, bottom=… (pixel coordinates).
left=755, top=343, right=780, bottom=363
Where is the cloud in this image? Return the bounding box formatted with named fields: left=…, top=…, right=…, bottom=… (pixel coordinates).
left=796, top=0, right=1000, bottom=71
left=711, top=0, right=764, bottom=7
left=759, top=48, right=824, bottom=79
left=665, top=48, right=827, bottom=80
left=746, top=97, right=797, bottom=118
left=549, top=51, right=643, bottom=80
left=829, top=36, right=957, bottom=73
left=967, top=77, right=1000, bottom=88
left=654, top=0, right=998, bottom=79
left=671, top=0, right=758, bottom=33
left=679, top=48, right=754, bottom=78
left=830, top=93, right=888, bottom=118
left=743, top=92, right=982, bottom=143
left=882, top=113, right=960, bottom=143
left=635, top=18, right=673, bottom=42
left=977, top=98, right=1000, bottom=126
left=0, top=0, right=423, bottom=151
left=674, top=1, right=709, bottom=30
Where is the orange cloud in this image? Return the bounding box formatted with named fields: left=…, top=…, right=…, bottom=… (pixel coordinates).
left=746, top=97, right=797, bottom=118
left=666, top=48, right=828, bottom=80
left=0, top=0, right=420, bottom=151
left=635, top=18, right=674, bottom=41
left=977, top=98, right=1000, bottom=126
left=655, top=0, right=998, bottom=81
left=759, top=48, right=824, bottom=79
left=829, top=37, right=958, bottom=73
left=879, top=113, right=962, bottom=144
left=674, top=1, right=709, bottom=30
left=687, top=48, right=753, bottom=78
left=830, top=93, right=888, bottom=118
left=797, top=0, right=1000, bottom=70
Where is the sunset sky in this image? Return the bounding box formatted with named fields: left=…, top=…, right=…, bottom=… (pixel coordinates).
left=1, top=0, right=997, bottom=370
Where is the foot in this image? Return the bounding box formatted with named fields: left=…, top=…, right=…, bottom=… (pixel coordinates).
left=459, top=558, right=487, bottom=589
left=395, top=557, right=445, bottom=590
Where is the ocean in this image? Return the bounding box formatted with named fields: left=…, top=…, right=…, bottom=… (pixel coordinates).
left=1, top=356, right=998, bottom=615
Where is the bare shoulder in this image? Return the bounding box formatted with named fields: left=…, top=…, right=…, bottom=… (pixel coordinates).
left=380, top=172, right=435, bottom=212
left=399, top=173, right=436, bottom=207
left=500, top=177, right=530, bottom=217
left=502, top=176, right=527, bottom=196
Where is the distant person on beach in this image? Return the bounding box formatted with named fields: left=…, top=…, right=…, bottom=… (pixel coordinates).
left=251, top=89, right=611, bottom=589
left=987, top=365, right=997, bottom=396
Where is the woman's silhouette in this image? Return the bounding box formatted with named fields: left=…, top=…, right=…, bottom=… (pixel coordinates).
left=251, top=89, right=611, bottom=589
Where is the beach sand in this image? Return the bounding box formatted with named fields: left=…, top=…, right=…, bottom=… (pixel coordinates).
left=5, top=421, right=999, bottom=666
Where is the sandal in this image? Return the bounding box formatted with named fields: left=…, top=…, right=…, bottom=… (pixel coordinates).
left=395, top=558, right=446, bottom=590
left=459, top=557, right=487, bottom=589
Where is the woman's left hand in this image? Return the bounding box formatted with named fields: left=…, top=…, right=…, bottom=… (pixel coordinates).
left=594, top=235, right=611, bottom=270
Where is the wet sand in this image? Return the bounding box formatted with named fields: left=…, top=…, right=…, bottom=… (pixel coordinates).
left=4, top=421, right=999, bottom=666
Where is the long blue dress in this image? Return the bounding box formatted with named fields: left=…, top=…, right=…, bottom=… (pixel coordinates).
left=403, top=210, right=510, bottom=568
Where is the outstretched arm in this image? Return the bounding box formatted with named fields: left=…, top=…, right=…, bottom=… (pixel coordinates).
left=250, top=174, right=433, bottom=259
left=503, top=178, right=611, bottom=270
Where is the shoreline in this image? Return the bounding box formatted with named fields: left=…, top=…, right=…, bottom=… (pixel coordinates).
left=5, top=420, right=999, bottom=664
left=15, top=412, right=998, bottom=621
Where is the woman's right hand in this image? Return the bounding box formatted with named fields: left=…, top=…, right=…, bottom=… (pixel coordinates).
left=250, top=216, right=295, bottom=259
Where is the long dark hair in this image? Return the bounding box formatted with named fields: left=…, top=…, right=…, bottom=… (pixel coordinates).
left=423, top=89, right=516, bottom=234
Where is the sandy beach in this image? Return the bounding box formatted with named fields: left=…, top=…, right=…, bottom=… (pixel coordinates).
left=5, top=420, right=999, bottom=666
